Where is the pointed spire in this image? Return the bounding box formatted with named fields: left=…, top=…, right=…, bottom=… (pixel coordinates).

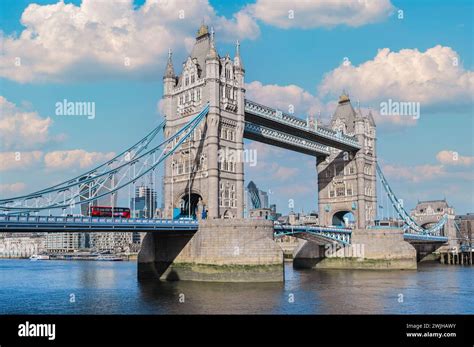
left=339, top=89, right=350, bottom=103
left=206, top=26, right=218, bottom=60
left=367, top=109, right=376, bottom=126
left=164, top=48, right=174, bottom=78
left=234, top=39, right=244, bottom=71
left=197, top=20, right=209, bottom=38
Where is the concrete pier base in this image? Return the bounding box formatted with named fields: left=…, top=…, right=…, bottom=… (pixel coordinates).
left=293, top=228, right=417, bottom=270
left=138, top=219, right=284, bottom=282
left=413, top=243, right=443, bottom=262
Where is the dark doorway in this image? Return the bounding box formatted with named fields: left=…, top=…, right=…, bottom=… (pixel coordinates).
left=332, top=211, right=355, bottom=227
left=179, top=193, right=202, bottom=219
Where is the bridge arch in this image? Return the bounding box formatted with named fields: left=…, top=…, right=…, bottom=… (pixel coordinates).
left=176, top=190, right=204, bottom=219
left=332, top=210, right=355, bottom=227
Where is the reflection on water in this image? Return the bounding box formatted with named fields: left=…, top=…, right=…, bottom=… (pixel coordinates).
left=0, top=260, right=472, bottom=314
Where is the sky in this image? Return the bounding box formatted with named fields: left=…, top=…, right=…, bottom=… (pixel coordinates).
left=0, top=0, right=473, bottom=215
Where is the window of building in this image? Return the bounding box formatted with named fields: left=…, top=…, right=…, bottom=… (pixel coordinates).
left=191, top=74, right=195, bottom=84
left=336, top=187, right=345, bottom=196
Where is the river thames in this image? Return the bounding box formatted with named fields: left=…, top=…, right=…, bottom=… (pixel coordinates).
left=0, top=260, right=472, bottom=314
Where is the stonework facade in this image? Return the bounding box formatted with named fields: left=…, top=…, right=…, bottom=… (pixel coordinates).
left=411, top=199, right=458, bottom=248
left=317, top=94, right=377, bottom=229
left=162, top=25, right=245, bottom=220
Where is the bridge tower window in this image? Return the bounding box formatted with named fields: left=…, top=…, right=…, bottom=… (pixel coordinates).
left=336, top=187, right=345, bottom=197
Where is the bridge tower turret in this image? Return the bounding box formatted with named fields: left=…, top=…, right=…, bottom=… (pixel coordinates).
left=233, top=40, right=245, bottom=218
left=317, top=93, right=377, bottom=229
left=162, top=24, right=245, bottom=220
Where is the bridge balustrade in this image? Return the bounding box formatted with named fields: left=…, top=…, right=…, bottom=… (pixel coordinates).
left=244, top=100, right=360, bottom=149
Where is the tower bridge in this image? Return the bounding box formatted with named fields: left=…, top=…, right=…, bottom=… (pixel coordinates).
left=0, top=24, right=458, bottom=281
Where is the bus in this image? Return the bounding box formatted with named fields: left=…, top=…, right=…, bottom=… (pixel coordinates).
left=88, top=206, right=131, bottom=218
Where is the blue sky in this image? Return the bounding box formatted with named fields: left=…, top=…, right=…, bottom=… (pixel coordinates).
left=0, top=0, right=472, bottom=215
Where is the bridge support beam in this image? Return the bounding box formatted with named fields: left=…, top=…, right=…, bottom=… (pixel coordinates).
left=293, top=228, right=417, bottom=270
left=138, top=219, right=284, bottom=282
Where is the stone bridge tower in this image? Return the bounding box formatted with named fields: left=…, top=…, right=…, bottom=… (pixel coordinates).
left=162, top=25, right=245, bottom=220
left=317, top=93, right=377, bottom=229
left=411, top=200, right=459, bottom=249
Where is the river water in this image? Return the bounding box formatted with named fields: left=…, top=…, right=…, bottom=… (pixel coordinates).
left=0, top=259, right=472, bottom=314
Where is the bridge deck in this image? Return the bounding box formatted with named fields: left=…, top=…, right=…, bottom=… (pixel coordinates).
left=244, top=99, right=361, bottom=152
left=0, top=215, right=449, bottom=244
left=0, top=215, right=198, bottom=232
left=244, top=121, right=330, bottom=156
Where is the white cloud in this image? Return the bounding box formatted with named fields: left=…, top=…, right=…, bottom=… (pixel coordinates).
left=382, top=161, right=474, bottom=183
left=248, top=0, right=394, bottom=29
left=246, top=80, right=324, bottom=117
left=319, top=45, right=474, bottom=107
left=0, top=151, right=43, bottom=171
left=382, top=163, right=446, bottom=183
left=0, top=0, right=259, bottom=83
left=0, top=96, right=56, bottom=150
left=245, top=80, right=418, bottom=129
left=216, top=7, right=260, bottom=41
left=44, top=150, right=115, bottom=170
left=0, top=182, right=27, bottom=195
left=436, top=150, right=474, bottom=166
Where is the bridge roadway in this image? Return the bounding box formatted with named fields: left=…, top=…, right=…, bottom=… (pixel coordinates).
left=0, top=215, right=448, bottom=244
left=244, top=99, right=361, bottom=153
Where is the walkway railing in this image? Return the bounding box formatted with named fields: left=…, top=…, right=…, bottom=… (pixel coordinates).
left=244, top=122, right=330, bottom=155
left=274, top=224, right=352, bottom=245
left=0, top=215, right=198, bottom=231
left=244, top=99, right=361, bottom=150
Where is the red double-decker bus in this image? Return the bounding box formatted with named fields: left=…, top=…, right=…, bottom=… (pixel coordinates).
left=88, top=206, right=131, bottom=218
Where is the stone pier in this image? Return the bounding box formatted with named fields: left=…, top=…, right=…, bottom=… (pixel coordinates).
left=293, top=228, right=417, bottom=270
left=138, top=219, right=284, bottom=282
